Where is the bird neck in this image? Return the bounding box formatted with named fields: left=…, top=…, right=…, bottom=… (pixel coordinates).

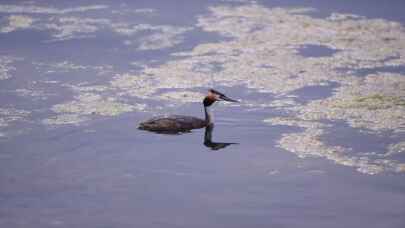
left=204, top=106, right=213, bottom=125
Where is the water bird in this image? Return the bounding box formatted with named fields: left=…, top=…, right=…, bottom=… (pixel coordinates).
left=138, top=89, right=238, bottom=133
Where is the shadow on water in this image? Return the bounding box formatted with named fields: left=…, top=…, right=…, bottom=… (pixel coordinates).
left=204, top=124, right=238, bottom=151
left=138, top=123, right=238, bottom=151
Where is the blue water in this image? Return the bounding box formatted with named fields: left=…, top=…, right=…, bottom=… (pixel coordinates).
left=0, top=1, right=404, bottom=228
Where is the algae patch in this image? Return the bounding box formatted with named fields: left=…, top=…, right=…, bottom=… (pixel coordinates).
left=386, top=142, right=405, bottom=157
left=44, top=93, right=144, bottom=125
left=157, top=91, right=205, bottom=103
left=51, top=93, right=138, bottom=116
left=273, top=73, right=405, bottom=174
left=0, top=15, right=34, bottom=33
left=0, top=56, right=17, bottom=80
left=0, top=9, right=191, bottom=48
left=0, top=108, right=30, bottom=128
left=330, top=94, right=405, bottom=110
left=42, top=114, right=90, bottom=126
left=34, top=61, right=114, bottom=75
left=110, top=4, right=405, bottom=104
left=266, top=117, right=405, bottom=175
left=299, top=74, right=405, bottom=132
left=352, top=94, right=405, bottom=109
left=0, top=107, right=31, bottom=137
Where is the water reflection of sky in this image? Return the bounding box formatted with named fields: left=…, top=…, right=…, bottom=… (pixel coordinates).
left=1, top=1, right=405, bottom=227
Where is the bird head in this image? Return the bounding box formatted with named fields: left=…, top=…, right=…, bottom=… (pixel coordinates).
left=203, top=89, right=238, bottom=107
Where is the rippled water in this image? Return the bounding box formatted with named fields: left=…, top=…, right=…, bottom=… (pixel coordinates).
left=1, top=1, right=405, bottom=227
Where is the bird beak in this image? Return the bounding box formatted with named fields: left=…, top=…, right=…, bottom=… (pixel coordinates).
left=219, top=94, right=238, bottom=102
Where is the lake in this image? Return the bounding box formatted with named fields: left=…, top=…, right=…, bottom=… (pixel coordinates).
left=1, top=0, right=405, bottom=227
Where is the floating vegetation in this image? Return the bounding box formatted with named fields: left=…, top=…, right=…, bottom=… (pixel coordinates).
left=66, top=84, right=110, bottom=93
left=111, top=73, right=159, bottom=99
left=111, top=8, right=156, bottom=15
left=34, top=61, right=114, bottom=75
left=133, top=26, right=192, bottom=51
left=44, top=93, right=144, bottom=125
left=0, top=108, right=30, bottom=128
left=157, top=91, right=205, bottom=103
left=15, top=88, right=48, bottom=100
left=329, top=94, right=405, bottom=111
left=264, top=116, right=328, bottom=129
left=353, top=94, right=405, bottom=109
left=0, top=56, right=16, bottom=80
left=42, top=114, right=90, bottom=126
left=111, top=59, right=214, bottom=98
left=109, top=4, right=405, bottom=101
left=275, top=73, right=405, bottom=174
left=0, top=8, right=191, bottom=47
left=266, top=117, right=405, bottom=175
left=44, top=17, right=111, bottom=41
left=51, top=93, right=140, bottom=116
left=0, top=108, right=30, bottom=137
left=0, top=15, right=34, bottom=33
left=0, top=4, right=108, bottom=14
left=299, top=73, right=405, bottom=132
left=385, top=142, right=405, bottom=157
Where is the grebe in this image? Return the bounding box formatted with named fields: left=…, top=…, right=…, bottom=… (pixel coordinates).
left=204, top=124, right=237, bottom=150
left=138, top=89, right=238, bottom=133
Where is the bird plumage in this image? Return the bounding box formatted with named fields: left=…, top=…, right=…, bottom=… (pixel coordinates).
left=138, top=89, right=238, bottom=133
left=138, top=115, right=206, bottom=133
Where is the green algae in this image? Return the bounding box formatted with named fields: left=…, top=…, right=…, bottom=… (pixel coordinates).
left=42, top=114, right=90, bottom=126
left=0, top=15, right=34, bottom=33
left=265, top=116, right=405, bottom=175
left=0, top=107, right=31, bottom=137
left=385, top=142, right=405, bottom=157
left=354, top=94, right=405, bottom=109
left=51, top=93, right=138, bottom=116
left=332, top=94, right=405, bottom=110
left=0, top=108, right=30, bottom=127
left=0, top=56, right=16, bottom=80
left=44, top=93, right=145, bottom=125
left=157, top=91, right=205, bottom=103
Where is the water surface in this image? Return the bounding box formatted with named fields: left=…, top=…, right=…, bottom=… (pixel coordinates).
left=1, top=1, right=405, bottom=227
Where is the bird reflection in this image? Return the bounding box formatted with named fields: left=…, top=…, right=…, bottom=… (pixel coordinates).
left=204, top=124, right=238, bottom=150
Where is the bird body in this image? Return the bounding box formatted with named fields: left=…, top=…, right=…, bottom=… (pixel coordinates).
left=138, top=115, right=206, bottom=133
left=138, top=89, right=237, bottom=133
